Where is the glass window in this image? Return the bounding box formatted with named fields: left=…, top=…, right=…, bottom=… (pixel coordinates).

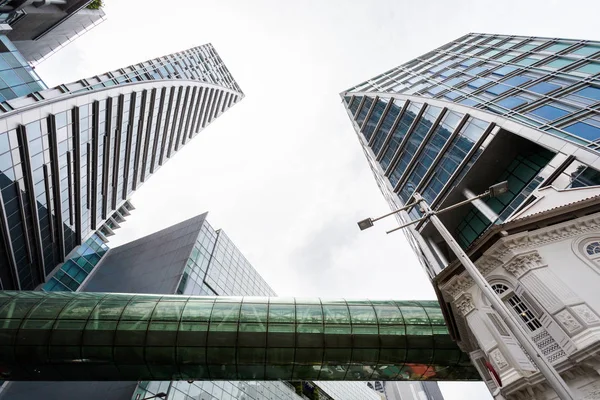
left=0, top=69, right=21, bottom=87
left=444, top=77, right=464, bottom=87
left=460, top=98, right=479, bottom=107
left=492, top=65, right=517, bottom=76
left=444, top=91, right=460, bottom=100
left=527, top=81, right=561, bottom=94
left=542, top=57, right=575, bottom=69
left=516, top=41, right=544, bottom=52
left=528, top=104, right=570, bottom=121
left=543, top=42, right=572, bottom=53
left=459, top=58, right=478, bottom=67
left=573, top=86, right=600, bottom=101
left=466, top=66, right=488, bottom=76
left=570, top=45, right=600, bottom=57
left=503, top=75, right=532, bottom=87
left=486, top=83, right=511, bottom=96
left=467, top=78, right=490, bottom=89
left=516, top=56, right=540, bottom=66
left=497, top=96, right=528, bottom=109
left=574, top=62, right=600, bottom=75
left=495, top=54, right=514, bottom=63
left=563, top=119, right=600, bottom=141
left=479, top=49, right=500, bottom=58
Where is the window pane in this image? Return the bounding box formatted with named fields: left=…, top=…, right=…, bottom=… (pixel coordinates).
left=543, top=57, right=575, bottom=69
left=571, top=45, right=600, bottom=57
left=563, top=120, right=600, bottom=141
left=516, top=57, right=539, bottom=66
left=527, top=81, right=561, bottom=94
left=528, top=104, right=569, bottom=121
left=575, top=62, right=600, bottom=75
left=348, top=304, right=377, bottom=324
left=492, top=66, right=517, bottom=76
left=503, top=75, right=532, bottom=87
left=467, top=78, right=490, bottom=88
left=322, top=304, right=350, bottom=323
left=268, top=304, right=295, bottom=323
left=543, top=42, right=571, bottom=53
left=573, top=86, right=600, bottom=101
left=497, top=96, right=528, bottom=109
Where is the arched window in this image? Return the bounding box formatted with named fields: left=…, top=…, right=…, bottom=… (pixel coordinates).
left=492, top=283, right=509, bottom=294
left=586, top=241, right=600, bottom=256
left=572, top=236, right=600, bottom=273
left=490, top=282, right=542, bottom=332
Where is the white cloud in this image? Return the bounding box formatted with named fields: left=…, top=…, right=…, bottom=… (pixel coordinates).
left=34, top=1, right=600, bottom=398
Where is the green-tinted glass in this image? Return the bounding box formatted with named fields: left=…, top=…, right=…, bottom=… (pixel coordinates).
left=240, top=303, right=268, bottom=323
left=181, top=299, right=215, bottom=321
left=296, top=304, right=323, bottom=323
left=0, top=292, right=481, bottom=382
left=322, top=304, right=349, bottom=323
left=268, top=304, right=294, bottom=322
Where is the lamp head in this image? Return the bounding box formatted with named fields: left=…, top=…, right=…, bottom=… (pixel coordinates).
left=357, top=218, right=374, bottom=231
left=489, top=181, right=509, bottom=198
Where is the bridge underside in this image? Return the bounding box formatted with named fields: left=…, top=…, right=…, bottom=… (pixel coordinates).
left=0, top=291, right=480, bottom=381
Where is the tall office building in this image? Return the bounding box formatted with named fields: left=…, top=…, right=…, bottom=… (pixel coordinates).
left=0, top=213, right=382, bottom=400
left=342, top=33, right=600, bottom=399
left=0, top=0, right=105, bottom=65
left=0, top=43, right=243, bottom=291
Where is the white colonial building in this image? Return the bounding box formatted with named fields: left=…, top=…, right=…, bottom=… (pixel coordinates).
left=437, top=186, right=600, bottom=400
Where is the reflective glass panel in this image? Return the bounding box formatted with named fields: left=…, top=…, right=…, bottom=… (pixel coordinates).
left=528, top=104, right=570, bottom=121
left=564, top=120, right=600, bottom=141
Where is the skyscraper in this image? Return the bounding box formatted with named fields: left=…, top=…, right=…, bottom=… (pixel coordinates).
left=0, top=43, right=243, bottom=291
left=342, top=33, right=600, bottom=399
left=0, top=213, right=383, bottom=400
left=0, top=0, right=106, bottom=65
left=342, top=32, right=600, bottom=277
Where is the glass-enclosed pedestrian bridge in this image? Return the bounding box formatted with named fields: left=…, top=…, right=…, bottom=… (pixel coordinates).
left=0, top=291, right=480, bottom=381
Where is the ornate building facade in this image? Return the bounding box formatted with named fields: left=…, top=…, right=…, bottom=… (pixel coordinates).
left=438, top=186, right=600, bottom=399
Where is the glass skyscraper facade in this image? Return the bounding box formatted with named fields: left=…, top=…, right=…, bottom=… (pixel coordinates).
left=0, top=35, right=47, bottom=102
left=0, top=43, right=244, bottom=291
left=342, top=33, right=600, bottom=277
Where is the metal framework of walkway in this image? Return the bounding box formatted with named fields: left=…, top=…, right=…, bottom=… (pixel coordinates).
left=0, top=291, right=480, bottom=381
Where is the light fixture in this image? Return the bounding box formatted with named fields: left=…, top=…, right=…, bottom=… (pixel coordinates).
left=357, top=218, right=374, bottom=231
left=488, top=181, right=509, bottom=198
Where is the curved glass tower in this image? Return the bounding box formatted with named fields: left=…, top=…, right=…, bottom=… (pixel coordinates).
left=0, top=43, right=243, bottom=291
left=341, top=33, right=600, bottom=278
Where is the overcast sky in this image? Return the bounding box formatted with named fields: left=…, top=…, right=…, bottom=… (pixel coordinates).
left=35, top=1, right=600, bottom=398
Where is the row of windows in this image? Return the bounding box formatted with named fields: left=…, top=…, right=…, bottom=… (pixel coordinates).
left=0, top=83, right=235, bottom=289
left=348, top=34, right=600, bottom=149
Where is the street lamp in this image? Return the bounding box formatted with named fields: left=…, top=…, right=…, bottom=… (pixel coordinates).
left=358, top=181, right=574, bottom=400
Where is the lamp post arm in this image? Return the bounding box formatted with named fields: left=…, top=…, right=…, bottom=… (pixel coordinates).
left=372, top=198, right=422, bottom=223
left=385, top=214, right=429, bottom=234
left=435, top=190, right=490, bottom=216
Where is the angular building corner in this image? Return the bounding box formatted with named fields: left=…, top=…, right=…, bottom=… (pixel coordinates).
left=0, top=42, right=244, bottom=292
left=342, top=33, right=600, bottom=399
